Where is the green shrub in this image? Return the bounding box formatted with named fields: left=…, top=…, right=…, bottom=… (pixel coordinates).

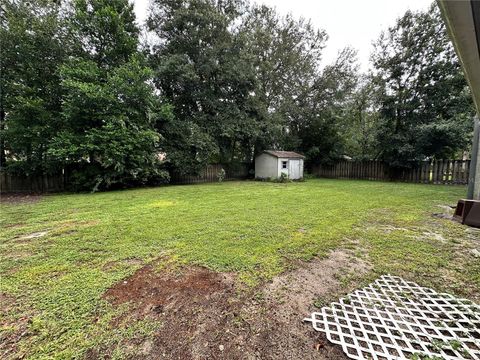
left=277, top=173, right=291, bottom=183
left=217, top=168, right=226, bottom=182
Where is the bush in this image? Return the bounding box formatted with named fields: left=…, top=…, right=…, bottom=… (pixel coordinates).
left=217, top=168, right=226, bottom=182
left=303, top=173, right=316, bottom=180
left=278, top=172, right=290, bottom=183
left=148, top=169, right=171, bottom=186
left=254, top=174, right=292, bottom=183
left=65, top=164, right=170, bottom=192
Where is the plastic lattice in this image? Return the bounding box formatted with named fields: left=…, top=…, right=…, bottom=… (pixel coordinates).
left=304, top=275, right=480, bottom=360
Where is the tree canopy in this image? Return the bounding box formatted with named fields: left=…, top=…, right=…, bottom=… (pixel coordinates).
left=371, top=4, right=474, bottom=166
left=1, top=0, right=67, bottom=175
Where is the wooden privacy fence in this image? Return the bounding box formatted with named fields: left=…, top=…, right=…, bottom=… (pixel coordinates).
left=312, top=159, right=471, bottom=185
left=170, top=163, right=249, bottom=184
left=0, top=172, right=65, bottom=193
left=0, top=163, right=250, bottom=193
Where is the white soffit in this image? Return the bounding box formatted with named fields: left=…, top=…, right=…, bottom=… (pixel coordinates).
left=438, top=0, right=480, bottom=115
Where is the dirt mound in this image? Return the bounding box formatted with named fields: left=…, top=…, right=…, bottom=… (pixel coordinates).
left=100, top=251, right=369, bottom=359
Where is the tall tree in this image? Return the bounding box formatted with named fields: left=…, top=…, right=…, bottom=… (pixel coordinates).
left=340, top=76, right=380, bottom=160
left=240, top=5, right=328, bottom=155
left=371, top=3, right=474, bottom=166
left=148, top=0, right=256, bottom=174
left=69, top=0, right=139, bottom=67
left=241, top=7, right=359, bottom=167
left=0, top=0, right=67, bottom=174
left=49, top=0, right=170, bottom=190
left=295, top=47, right=359, bottom=166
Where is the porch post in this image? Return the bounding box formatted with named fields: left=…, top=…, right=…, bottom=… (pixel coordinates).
left=467, top=115, right=480, bottom=199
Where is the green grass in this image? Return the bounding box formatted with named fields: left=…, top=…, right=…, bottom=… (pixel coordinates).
left=1, top=179, right=478, bottom=358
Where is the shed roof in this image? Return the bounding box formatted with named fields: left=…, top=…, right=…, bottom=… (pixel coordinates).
left=262, top=150, right=305, bottom=159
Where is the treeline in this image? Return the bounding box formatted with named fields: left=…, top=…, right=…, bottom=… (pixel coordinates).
left=0, top=0, right=474, bottom=191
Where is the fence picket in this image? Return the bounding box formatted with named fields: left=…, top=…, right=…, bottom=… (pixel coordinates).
left=3, top=159, right=471, bottom=193
left=1, top=163, right=251, bottom=193
left=312, top=159, right=469, bottom=185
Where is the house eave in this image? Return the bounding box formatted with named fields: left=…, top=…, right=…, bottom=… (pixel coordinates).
left=438, top=0, right=480, bottom=114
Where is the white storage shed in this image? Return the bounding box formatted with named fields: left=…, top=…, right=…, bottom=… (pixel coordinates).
left=254, top=150, right=305, bottom=180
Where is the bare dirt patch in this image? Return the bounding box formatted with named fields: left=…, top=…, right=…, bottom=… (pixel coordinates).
left=0, top=194, right=43, bottom=205
left=264, top=249, right=370, bottom=313
left=104, top=265, right=232, bottom=316
left=99, top=249, right=370, bottom=359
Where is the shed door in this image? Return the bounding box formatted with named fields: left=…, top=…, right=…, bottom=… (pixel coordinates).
left=289, top=159, right=301, bottom=179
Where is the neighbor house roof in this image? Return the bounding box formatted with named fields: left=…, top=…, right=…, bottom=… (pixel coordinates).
left=262, top=150, right=305, bottom=159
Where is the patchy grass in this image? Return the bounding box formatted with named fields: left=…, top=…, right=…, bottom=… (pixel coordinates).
left=0, top=179, right=478, bottom=358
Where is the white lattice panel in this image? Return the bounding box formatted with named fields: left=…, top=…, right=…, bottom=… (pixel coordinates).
left=304, top=275, right=480, bottom=360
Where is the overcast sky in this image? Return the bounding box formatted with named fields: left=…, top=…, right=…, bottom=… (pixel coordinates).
left=133, top=0, right=433, bottom=72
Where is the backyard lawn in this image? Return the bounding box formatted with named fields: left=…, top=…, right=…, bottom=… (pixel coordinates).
left=1, top=179, right=479, bottom=359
